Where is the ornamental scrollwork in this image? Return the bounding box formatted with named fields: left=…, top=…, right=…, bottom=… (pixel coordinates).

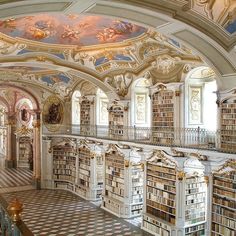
left=105, top=72, right=133, bottom=97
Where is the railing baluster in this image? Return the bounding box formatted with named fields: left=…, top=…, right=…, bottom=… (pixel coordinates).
left=42, top=124, right=236, bottom=153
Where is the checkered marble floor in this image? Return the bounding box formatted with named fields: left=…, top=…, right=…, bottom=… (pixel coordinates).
left=0, top=167, right=32, bottom=188
left=3, top=189, right=151, bottom=236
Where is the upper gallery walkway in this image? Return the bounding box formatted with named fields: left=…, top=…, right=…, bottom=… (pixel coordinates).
left=43, top=125, right=235, bottom=154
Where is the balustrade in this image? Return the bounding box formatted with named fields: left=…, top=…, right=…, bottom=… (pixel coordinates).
left=43, top=125, right=232, bottom=153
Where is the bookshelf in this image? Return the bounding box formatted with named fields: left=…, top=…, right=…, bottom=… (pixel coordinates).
left=142, top=149, right=208, bottom=236
left=80, top=96, right=93, bottom=135
left=220, top=98, right=236, bottom=152
left=102, top=144, right=144, bottom=218
left=211, top=159, right=236, bottom=236
left=52, top=140, right=77, bottom=191
left=75, top=141, right=104, bottom=201
left=142, top=150, right=177, bottom=235
left=108, top=104, right=125, bottom=137
left=18, top=136, right=32, bottom=169
left=185, top=174, right=207, bottom=236
left=151, top=85, right=175, bottom=145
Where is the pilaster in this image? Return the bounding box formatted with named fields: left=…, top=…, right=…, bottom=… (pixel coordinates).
left=32, top=110, right=41, bottom=189
left=5, top=113, right=17, bottom=168
left=202, top=162, right=213, bottom=236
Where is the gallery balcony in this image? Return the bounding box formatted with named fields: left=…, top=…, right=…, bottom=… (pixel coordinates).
left=42, top=125, right=236, bottom=154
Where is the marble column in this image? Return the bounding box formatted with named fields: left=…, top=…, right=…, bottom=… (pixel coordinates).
left=32, top=111, right=41, bottom=189
left=5, top=113, right=17, bottom=168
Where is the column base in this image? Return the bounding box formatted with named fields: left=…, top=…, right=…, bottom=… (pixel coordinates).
left=5, top=160, right=14, bottom=168
left=32, top=177, right=41, bottom=190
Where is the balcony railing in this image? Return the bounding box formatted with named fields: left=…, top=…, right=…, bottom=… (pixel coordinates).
left=0, top=195, right=33, bottom=236
left=43, top=125, right=236, bottom=153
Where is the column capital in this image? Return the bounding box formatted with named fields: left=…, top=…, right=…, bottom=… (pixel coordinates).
left=5, top=113, right=17, bottom=126
left=32, top=120, right=41, bottom=128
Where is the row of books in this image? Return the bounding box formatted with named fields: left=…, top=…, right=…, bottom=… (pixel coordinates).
left=53, top=164, right=75, bottom=169
left=147, top=193, right=175, bottom=207
left=212, top=213, right=236, bottom=230
left=213, top=188, right=235, bottom=199
left=212, top=223, right=235, bottom=236
left=147, top=164, right=176, bottom=174
left=146, top=205, right=175, bottom=224
left=214, top=181, right=236, bottom=191
left=147, top=175, right=176, bottom=187
left=212, top=205, right=236, bottom=219
left=53, top=169, right=75, bottom=175
left=147, top=186, right=175, bottom=200
left=148, top=169, right=176, bottom=180
left=185, top=223, right=205, bottom=234
left=213, top=195, right=236, bottom=208
left=78, top=173, right=90, bottom=182
left=53, top=175, right=76, bottom=182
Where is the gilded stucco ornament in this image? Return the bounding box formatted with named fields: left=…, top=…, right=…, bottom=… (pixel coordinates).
left=147, top=149, right=177, bottom=168
left=177, top=171, right=186, bottom=181
left=105, top=73, right=133, bottom=97
left=15, top=125, right=33, bottom=136
left=0, top=41, right=26, bottom=55
left=152, top=55, right=181, bottom=74
left=171, top=148, right=185, bottom=157
left=124, top=160, right=130, bottom=168
left=215, top=159, right=236, bottom=175
left=106, top=144, right=124, bottom=157
left=185, top=0, right=236, bottom=30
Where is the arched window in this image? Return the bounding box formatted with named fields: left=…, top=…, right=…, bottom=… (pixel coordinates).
left=96, top=88, right=108, bottom=125
left=185, top=66, right=217, bottom=131
left=72, top=90, right=81, bottom=125
left=131, top=78, right=151, bottom=127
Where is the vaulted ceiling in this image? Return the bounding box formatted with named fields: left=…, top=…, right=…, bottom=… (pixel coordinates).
left=0, top=0, right=235, bottom=100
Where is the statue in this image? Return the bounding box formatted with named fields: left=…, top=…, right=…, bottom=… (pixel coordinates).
left=21, top=108, right=29, bottom=122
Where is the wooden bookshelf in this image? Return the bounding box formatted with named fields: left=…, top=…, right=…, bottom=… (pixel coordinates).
left=211, top=160, right=236, bottom=236
left=152, top=89, right=175, bottom=145
left=185, top=175, right=206, bottom=225
left=142, top=150, right=177, bottom=235
left=18, top=136, right=32, bottom=169
left=185, top=174, right=206, bottom=236
left=52, top=141, right=77, bottom=189
left=80, top=97, right=92, bottom=135
left=220, top=100, right=236, bottom=152
left=75, top=141, right=104, bottom=201
left=102, top=144, right=144, bottom=218
left=108, top=104, right=125, bottom=137
left=142, top=149, right=208, bottom=236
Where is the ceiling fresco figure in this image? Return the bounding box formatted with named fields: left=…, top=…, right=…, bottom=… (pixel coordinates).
left=0, top=14, right=146, bottom=46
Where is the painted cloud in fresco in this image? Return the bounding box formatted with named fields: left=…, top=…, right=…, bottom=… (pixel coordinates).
left=0, top=13, right=147, bottom=46
left=41, top=74, right=70, bottom=86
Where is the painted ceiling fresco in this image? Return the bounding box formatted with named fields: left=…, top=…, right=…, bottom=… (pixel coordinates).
left=41, top=74, right=71, bottom=86
left=0, top=13, right=147, bottom=46
left=0, top=66, right=47, bottom=72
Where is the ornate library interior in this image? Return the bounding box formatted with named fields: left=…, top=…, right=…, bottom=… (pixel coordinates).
left=0, top=1, right=235, bottom=236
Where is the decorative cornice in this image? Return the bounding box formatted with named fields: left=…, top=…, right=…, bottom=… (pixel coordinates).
left=147, top=149, right=177, bottom=167
left=215, top=159, right=236, bottom=175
